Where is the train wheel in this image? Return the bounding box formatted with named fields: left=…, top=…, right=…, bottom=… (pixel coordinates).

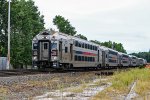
left=97, top=64, right=101, bottom=69
left=69, top=64, right=73, bottom=69
left=37, top=65, right=41, bottom=70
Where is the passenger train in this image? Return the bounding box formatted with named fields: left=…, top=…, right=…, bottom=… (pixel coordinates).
left=32, top=30, right=147, bottom=69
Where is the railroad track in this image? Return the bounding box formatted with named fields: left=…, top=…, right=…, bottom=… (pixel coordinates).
left=0, top=67, right=130, bottom=77
left=0, top=69, right=50, bottom=77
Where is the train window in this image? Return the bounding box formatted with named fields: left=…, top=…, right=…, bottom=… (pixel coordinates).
left=82, top=43, right=84, bottom=48
left=33, top=43, right=37, bottom=49
left=42, top=32, right=49, bottom=35
left=82, top=56, right=84, bottom=61
left=75, top=55, right=77, bottom=61
left=123, top=61, right=128, bottom=63
left=109, top=50, right=117, bottom=55
left=92, top=46, right=94, bottom=50
left=89, top=45, right=90, bottom=50
left=85, top=44, right=87, bottom=49
left=90, top=57, right=92, bottom=62
left=88, top=44, right=90, bottom=49
left=109, top=59, right=116, bottom=63
left=93, top=57, right=95, bottom=62
left=122, top=55, right=128, bottom=58
left=106, top=54, right=107, bottom=58
left=95, top=46, right=97, bottom=51
left=51, top=43, right=57, bottom=49
left=90, top=57, right=91, bottom=62
left=65, top=47, right=68, bottom=53
left=132, top=57, right=136, bottom=59
left=85, top=56, right=87, bottom=61
left=93, top=46, right=95, bottom=50
left=78, top=56, right=81, bottom=61
left=87, top=57, right=89, bottom=61
left=89, top=57, right=92, bottom=62
left=90, top=45, right=92, bottom=50
left=75, top=41, right=78, bottom=46
left=78, top=42, right=81, bottom=47
left=44, top=43, right=48, bottom=49
left=89, top=57, right=90, bottom=62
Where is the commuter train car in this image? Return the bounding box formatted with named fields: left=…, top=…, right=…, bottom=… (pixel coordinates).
left=119, top=53, right=130, bottom=67
left=138, top=58, right=147, bottom=66
left=32, top=30, right=103, bottom=69
left=129, top=55, right=138, bottom=67
left=71, top=36, right=102, bottom=68
left=32, top=30, right=147, bottom=69
left=106, top=48, right=119, bottom=67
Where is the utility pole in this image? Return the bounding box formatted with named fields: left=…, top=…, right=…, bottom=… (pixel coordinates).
left=7, top=0, right=11, bottom=70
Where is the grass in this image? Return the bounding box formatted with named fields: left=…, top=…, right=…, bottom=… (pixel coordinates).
left=111, top=68, right=150, bottom=92
left=134, top=68, right=150, bottom=97
left=0, top=86, right=9, bottom=100
left=92, top=68, right=150, bottom=100
left=0, top=86, right=8, bottom=94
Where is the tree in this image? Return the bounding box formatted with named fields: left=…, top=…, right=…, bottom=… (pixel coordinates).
left=90, top=40, right=101, bottom=45
left=0, top=0, right=8, bottom=56
left=75, top=34, right=87, bottom=40
left=90, top=40, right=127, bottom=53
left=131, top=52, right=150, bottom=63
left=53, top=15, right=77, bottom=36
left=0, top=0, right=45, bottom=68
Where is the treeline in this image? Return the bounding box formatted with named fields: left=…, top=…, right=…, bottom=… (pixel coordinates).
left=0, top=0, right=44, bottom=68
left=131, top=52, right=150, bottom=63
left=53, top=15, right=127, bottom=53
left=90, top=40, right=126, bottom=53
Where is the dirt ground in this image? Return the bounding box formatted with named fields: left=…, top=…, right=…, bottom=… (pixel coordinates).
left=145, top=64, right=150, bottom=68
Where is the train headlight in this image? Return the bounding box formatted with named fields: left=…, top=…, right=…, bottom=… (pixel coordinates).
left=53, top=56, right=58, bottom=61
left=33, top=56, right=37, bottom=60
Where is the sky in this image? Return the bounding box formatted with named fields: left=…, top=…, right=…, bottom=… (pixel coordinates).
left=33, top=0, right=150, bottom=54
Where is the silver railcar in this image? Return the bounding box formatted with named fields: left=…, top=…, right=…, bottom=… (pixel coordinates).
left=32, top=30, right=103, bottom=69
left=32, top=30, right=146, bottom=69
left=118, top=53, right=130, bottom=67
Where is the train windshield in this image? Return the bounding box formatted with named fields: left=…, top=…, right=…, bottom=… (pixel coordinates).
left=51, top=43, right=57, bottom=49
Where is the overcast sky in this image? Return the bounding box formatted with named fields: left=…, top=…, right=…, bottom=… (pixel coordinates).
left=34, top=0, right=150, bottom=53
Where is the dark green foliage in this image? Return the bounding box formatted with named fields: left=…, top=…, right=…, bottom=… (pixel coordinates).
left=90, top=40, right=127, bottom=53
left=131, top=52, right=150, bottom=63
left=0, top=0, right=44, bottom=68
left=53, top=15, right=77, bottom=36
left=0, top=0, right=8, bottom=56
left=75, top=34, right=87, bottom=40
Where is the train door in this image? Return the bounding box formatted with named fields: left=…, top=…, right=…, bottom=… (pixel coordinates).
left=59, top=41, right=62, bottom=60
left=98, top=50, right=99, bottom=62
left=102, top=51, right=105, bottom=66
left=70, top=44, right=73, bottom=61
left=119, top=55, right=121, bottom=66
left=39, top=41, right=49, bottom=60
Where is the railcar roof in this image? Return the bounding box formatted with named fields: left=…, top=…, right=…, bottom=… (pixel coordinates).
left=54, top=32, right=100, bottom=46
